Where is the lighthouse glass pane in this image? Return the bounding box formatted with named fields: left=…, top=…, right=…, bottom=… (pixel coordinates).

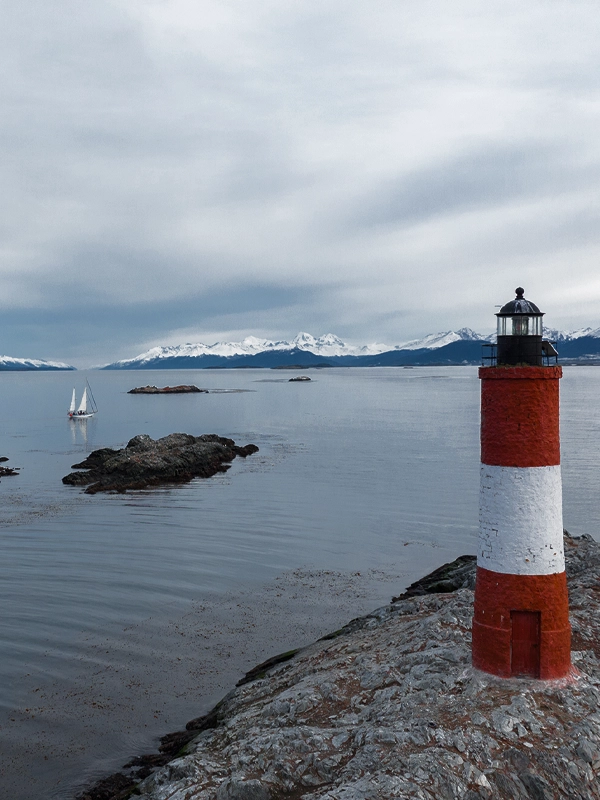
left=512, top=316, right=529, bottom=336
left=497, top=317, right=508, bottom=336
left=497, top=316, right=542, bottom=336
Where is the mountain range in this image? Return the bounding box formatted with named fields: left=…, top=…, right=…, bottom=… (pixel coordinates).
left=101, top=327, right=600, bottom=370
left=3, top=327, right=600, bottom=371
left=0, top=355, right=75, bottom=372
left=100, top=329, right=488, bottom=370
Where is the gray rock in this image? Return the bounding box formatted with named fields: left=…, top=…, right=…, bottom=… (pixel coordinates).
left=62, top=433, right=258, bottom=493
left=128, top=384, right=208, bottom=393
left=576, top=738, right=597, bottom=764
left=518, top=772, right=553, bottom=800
left=216, top=778, right=271, bottom=800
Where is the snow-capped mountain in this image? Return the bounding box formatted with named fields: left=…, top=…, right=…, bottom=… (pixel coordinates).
left=111, top=332, right=393, bottom=368
left=543, top=327, right=600, bottom=342
left=395, top=328, right=491, bottom=351
left=281, top=333, right=390, bottom=357
left=101, top=326, right=600, bottom=370
left=0, top=355, right=74, bottom=371
left=5, top=326, right=600, bottom=372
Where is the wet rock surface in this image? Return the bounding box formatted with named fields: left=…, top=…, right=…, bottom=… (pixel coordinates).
left=75, top=533, right=600, bottom=799
left=392, top=553, right=477, bottom=600
left=128, top=385, right=208, bottom=394
left=62, top=433, right=258, bottom=494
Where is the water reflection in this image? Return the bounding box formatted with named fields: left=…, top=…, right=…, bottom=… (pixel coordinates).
left=68, top=416, right=89, bottom=446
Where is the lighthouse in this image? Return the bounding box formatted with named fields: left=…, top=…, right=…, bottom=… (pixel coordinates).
left=472, top=288, right=571, bottom=680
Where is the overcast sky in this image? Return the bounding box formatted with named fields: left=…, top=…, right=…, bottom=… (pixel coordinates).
left=2, top=1, right=600, bottom=366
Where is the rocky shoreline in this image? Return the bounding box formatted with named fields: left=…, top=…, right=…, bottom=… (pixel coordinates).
left=62, top=433, right=259, bottom=493
left=75, top=532, right=600, bottom=800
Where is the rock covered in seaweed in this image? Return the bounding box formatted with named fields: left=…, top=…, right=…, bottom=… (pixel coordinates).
left=62, top=433, right=258, bottom=494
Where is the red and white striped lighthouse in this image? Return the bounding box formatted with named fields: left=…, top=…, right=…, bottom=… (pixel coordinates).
left=472, top=288, right=571, bottom=680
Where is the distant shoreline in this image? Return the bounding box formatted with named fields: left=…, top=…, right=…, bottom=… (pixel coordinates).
left=4, top=359, right=600, bottom=372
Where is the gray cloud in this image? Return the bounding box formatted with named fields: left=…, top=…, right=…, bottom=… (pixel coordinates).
left=2, top=282, right=319, bottom=364
left=1, top=1, right=600, bottom=364
left=349, top=141, right=594, bottom=230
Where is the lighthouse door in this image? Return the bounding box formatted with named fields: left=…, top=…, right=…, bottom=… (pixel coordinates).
left=510, top=611, right=541, bottom=678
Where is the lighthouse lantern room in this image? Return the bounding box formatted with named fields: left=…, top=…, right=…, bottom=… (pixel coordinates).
left=496, top=287, right=544, bottom=366
left=472, top=288, right=571, bottom=680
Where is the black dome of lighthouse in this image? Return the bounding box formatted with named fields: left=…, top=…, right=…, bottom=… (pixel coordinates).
left=497, top=287, right=542, bottom=316
left=495, top=287, right=547, bottom=366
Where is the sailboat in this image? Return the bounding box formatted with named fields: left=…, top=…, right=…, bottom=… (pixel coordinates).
left=68, top=381, right=98, bottom=419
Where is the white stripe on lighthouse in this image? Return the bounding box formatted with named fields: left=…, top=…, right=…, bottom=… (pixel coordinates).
left=479, top=464, right=564, bottom=575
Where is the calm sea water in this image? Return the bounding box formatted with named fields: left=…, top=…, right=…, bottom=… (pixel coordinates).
left=0, top=366, right=598, bottom=798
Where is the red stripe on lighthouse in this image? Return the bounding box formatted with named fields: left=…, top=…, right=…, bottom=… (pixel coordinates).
left=480, top=366, right=561, bottom=467
left=473, top=365, right=570, bottom=680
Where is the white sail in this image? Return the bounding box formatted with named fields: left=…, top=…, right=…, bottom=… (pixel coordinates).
left=69, top=389, right=76, bottom=414
left=77, top=387, right=88, bottom=414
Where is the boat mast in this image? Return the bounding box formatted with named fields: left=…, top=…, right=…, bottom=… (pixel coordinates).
left=86, top=380, right=99, bottom=414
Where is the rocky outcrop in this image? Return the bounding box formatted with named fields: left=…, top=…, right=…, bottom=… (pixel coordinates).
left=62, top=434, right=258, bottom=494
left=128, top=385, right=208, bottom=394
left=75, top=533, right=600, bottom=800
left=392, top=553, right=477, bottom=599
left=289, top=376, right=311, bottom=382
left=0, top=457, right=19, bottom=478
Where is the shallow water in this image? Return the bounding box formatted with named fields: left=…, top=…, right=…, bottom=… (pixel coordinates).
left=0, top=366, right=597, bottom=798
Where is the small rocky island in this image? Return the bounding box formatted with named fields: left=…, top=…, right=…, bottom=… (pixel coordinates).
left=289, top=376, right=311, bottom=382
left=128, top=385, right=208, bottom=394
left=62, top=433, right=258, bottom=493
left=0, top=456, right=19, bottom=478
